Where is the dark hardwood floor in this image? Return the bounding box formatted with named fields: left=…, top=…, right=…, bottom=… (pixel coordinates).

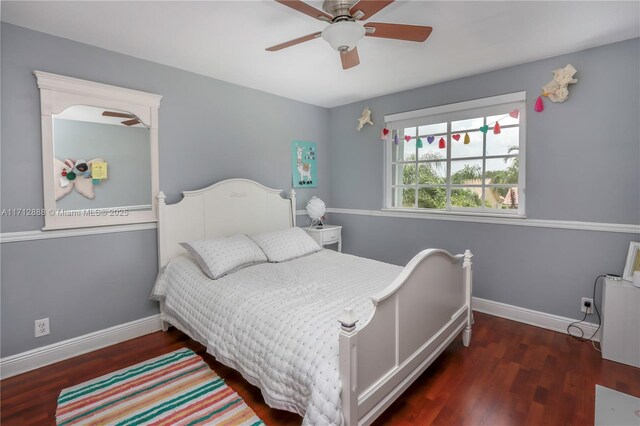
left=2, top=312, right=639, bottom=425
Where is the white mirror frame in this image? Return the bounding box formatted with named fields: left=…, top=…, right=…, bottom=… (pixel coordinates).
left=34, top=71, right=162, bottom=230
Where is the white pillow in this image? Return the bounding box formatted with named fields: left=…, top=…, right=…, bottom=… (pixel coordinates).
left=180, top=234, right=267, bottom=279
left=250, top=227, right=321, bottom=263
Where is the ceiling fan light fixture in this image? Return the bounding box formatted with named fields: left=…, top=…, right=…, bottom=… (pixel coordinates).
left=322, top=21, right=365, bottom=52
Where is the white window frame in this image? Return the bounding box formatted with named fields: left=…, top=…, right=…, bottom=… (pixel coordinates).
left=383, top=92, right=526, bottom=218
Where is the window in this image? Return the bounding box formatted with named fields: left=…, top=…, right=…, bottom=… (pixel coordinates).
left=384, top=92, right=526, bottom=216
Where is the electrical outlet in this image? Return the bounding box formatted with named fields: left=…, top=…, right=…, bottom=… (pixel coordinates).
left=581, top=298, right=594, bottom=315
left=35, top=318, right=50, bottom=337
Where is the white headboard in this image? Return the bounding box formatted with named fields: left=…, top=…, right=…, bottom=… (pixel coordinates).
left=157, top=178, right=296, bottom=268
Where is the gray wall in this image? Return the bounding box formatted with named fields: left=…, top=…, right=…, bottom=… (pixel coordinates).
left=334, top=215, right=636, bottom=319
left=1, top=21, right=638, bottom=358
left=1, top=230, right=159, bottom=354
left=2, top=22, right=330, bottom=234
left=327, top=38, right=640, bottom=320
left=0, top=23, right=329, bottom=356
left=54, top=119, right=152, bottom=210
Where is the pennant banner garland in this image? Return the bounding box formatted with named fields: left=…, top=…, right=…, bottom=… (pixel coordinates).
left=382, top=107, right=524, bottom=148
left=380, top=70, right=575, bottom=146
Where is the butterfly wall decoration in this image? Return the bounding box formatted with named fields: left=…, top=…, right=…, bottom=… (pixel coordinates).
left=54, top=158, right=106, bottom=201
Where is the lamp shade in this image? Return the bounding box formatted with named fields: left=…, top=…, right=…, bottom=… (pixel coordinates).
left=306, top=196, right=326, bottom=221
left=322, top=21, right=365, bottom=52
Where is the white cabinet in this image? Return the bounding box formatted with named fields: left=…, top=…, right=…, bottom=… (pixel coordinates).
left=303, top=225, right=342, bottom=252
left=601, top=278, right=640, bottom=368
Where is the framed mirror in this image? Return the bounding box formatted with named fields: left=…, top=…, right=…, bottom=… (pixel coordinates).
left=34, top=71, right=161, bottom=229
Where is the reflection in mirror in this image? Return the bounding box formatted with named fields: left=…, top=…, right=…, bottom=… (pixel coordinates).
left=52, top=105, right=151, bottom=212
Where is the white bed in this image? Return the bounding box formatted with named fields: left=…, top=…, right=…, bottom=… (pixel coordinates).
left=154, top=178, right=473, bottom=426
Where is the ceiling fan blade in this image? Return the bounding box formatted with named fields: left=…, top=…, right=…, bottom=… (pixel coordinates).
left=121, top=119, right=140, bottom=126
left=102, top=111, right=135, bottom=118
left=341, top=47, right=360, bottom=70
left=364, top=22, right=432, bottom=42
left=350, top=1, right=394, bottom=20
left=266, top=32, right=322, bottom=51
left=275, top=0, right=333, bottom=21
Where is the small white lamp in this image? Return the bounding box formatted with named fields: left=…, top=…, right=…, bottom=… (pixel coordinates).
left=306, top=196, right=326, bottom=228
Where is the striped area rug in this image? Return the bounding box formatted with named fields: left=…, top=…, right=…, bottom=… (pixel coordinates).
left=55, top=348, right=264, bottom=426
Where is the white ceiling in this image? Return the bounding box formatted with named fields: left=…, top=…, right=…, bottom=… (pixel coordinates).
left=2, top=1, right=639, bottom=108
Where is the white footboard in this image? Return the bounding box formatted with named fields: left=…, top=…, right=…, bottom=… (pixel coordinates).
left=339, top=249, right=473, bottom=426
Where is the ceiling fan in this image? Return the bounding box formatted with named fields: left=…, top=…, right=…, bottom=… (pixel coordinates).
left=102, top=111, right=140, bottom=126
left=266, top=0, right=433, bottom=70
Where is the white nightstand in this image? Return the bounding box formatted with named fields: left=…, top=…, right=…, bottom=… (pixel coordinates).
left=303, top=225, right=342, bottom=252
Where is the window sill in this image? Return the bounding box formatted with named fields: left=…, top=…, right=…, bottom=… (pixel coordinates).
left=327, top=208, right=638, bottom=234
left=380, top=208, right=526, bottom=220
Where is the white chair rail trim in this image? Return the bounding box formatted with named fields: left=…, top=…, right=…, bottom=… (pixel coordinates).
left=3, top=208, right=636, bottom=243
left=0, top=222, right=157, bottom=243
left=327, top=208, right=640, bottom=234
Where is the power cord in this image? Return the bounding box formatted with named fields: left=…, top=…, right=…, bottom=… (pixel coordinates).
left=567, top=274, right=606, bottom=350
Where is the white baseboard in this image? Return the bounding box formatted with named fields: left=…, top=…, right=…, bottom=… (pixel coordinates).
left=0, top=314, right=162, bottom=380
left=472, top=297, right=600, bottom=341
left=0, top=299, right=599, bottom=380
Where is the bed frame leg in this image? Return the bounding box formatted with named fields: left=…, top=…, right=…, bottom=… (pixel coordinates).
left=462, top=326, right=472, bottom=347
left=161, top=320, right=170, bottom=332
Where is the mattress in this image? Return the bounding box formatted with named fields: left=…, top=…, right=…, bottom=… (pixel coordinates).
left=152, top=249, right=402, bottom=426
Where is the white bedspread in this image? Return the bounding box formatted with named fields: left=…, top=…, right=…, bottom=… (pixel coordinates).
left=152, top=249, right=402, bottom=426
